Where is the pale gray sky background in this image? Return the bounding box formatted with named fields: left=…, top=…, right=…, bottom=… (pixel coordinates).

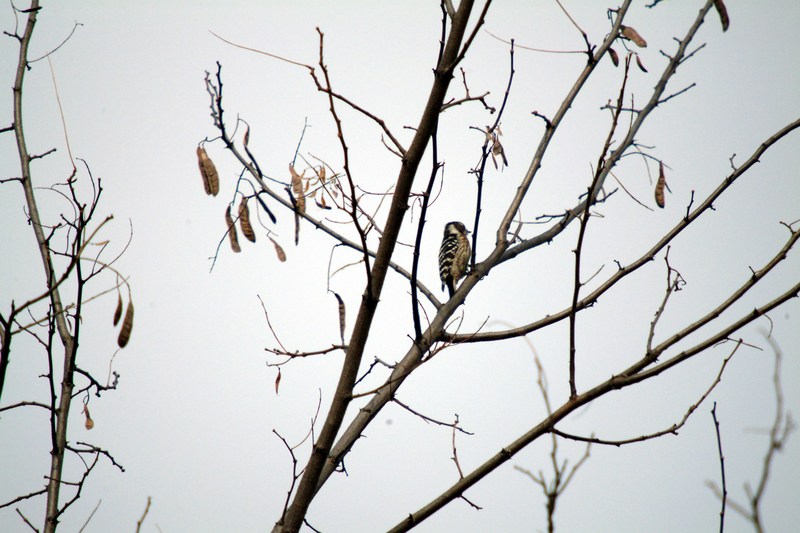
left=1, top=2, right=798, bottom=532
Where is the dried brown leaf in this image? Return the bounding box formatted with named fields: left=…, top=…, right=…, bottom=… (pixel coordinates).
left=113, top=291, right=123, bottom=326
left=608, top=47, right=620, bottom=67
left=333, top=292, right=346, bottom=344
left=655, top=161, right=666, bottom=208
left=620, top=25, right=647, bottom=48
left=243, top=126, right=250, bottom=147
left=269, top=236, right=287, bottom=262
left=635, top=54, right=648, bottom=73
left=225, top=205, right=241, bottom=253
left=117, top=300, right=134, bottom=348
left=713, top=0, right=730, bottom=32
left=238, top=197, right=256, bottom=243
left=275, top=368, right=282, bottom=395
left=197, top=146, right=220, bottom=196
left=319, top=166, right=326, bottom=183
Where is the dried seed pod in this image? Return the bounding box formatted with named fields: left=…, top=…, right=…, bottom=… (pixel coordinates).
left=197, top=146, right=220, bottom=196
left=243, top=126, right=250, bottom=147
left=269, top=236, right=287, bottom=262
left=713, top=0, right=729, bottom=32
left=83, top=404, right=94, bottom=430
left=113, top=291, right=123, bottom=326
left=491, top=138, right=508, bottom=168
left=117, top=300, right=134, bottom=348
left=289, top=164, right=306, bottom=215
left=608, top=47, right=620, bottom=67
left=319, top=166, right=326, bottom=183
left=655, top=161, right=666, bottom=208
left=315, top=195, right=331, bottom=210
left=635, top=54, right=648, bottom=73
left=620, top=25, right=647, bottom=48
left=255, top=194, right=277, bottom=224
left=225, top=206, right=241, bottom=253
left=238, top=197, right=256, bottom=243
left=333, top=292, right=346, bottom=344
left=275, top=368, right=282, bottom=395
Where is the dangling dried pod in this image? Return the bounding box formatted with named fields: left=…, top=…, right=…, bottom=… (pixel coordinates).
left=238, top=197, right=256, bottom=243
left=197, top=146, right=220, bottom=196
left=83, top=404, right=94, bottom=430
left=289, top=165, right=306, bottom=215
left=620, top=25, right=647, bottom=48
left=113, top=291, right=123, bottom=326
left=225, top=205, right=241, bottom=253
left=655, top=161, right=667, bottom=208
left=608, top=47, right=620, bottom=67
left=275, top=368, right=282, bottom=395
left=713, top=0, right=730, bottom=32
left=117, top=300, right=134, bottom=348
left=635, top=54, right=648, bottom=73
left=268, top=236, right=287, bottom=262
left=333, top=292, right=346, bottom=345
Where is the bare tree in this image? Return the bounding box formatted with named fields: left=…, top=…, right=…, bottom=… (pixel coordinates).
left=1, top=1, right=131, bottom=531
left=194, top=1, right=798, bottom=532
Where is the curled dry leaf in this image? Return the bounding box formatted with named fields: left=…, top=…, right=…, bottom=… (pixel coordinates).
left=620, top=25, right=647, bottom=48
left=275, top=368, right=282, bottom=395
left=243, top=126, right=250, bottom=147
left=238, top=197, right=256, bottom=243
left=713, top=0, right=730, bottom=32
left=608, top=47, right=620, bottom=67
left=197, top=146, right=220, bottom=196
left=655, top=161, right=666, bottom=208
left=635, top=54, right=648, bottom=73
left=117, top=300, right=134, bottom=348
left=225, top=205, right=242, bottom=253
left=83, top=404, right=94, bottom=430
left=333, top=292, right=346, bottom=344
left=269, top=236, right=287, bottom=262
left=113, top=291, right=123, bottom=326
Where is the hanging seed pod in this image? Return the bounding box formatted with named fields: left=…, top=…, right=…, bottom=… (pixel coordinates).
left=197, top=146, right=220, bottom=196
left=275, top=368, right=282, bottom=395
left=238, top=197, right=256, bottom=243
left=713, top=0, right=729, bottom=32
left=269, top=236, right=287, bottom=262
left=243, top=126, right=250, bottom=147
left=315, top=195, right=331, bottom=210
left=655, top=161, right=667, bottom=208
left=225, top=206, right=241, bottom=253
left=289, top=165, right=306, bottom=215
left=491, top=138, right=508, bottom=168
left=608, top=47, right=620, bottom=67
left=117, top=300, right=134, bottom=348
left=635, top=54, right=648, bottom=73
left=113, top=291, right=123, bottom=326
left=620, top=25, right=647, bottom=48
left=255, top=194, right=277, bottom=224
left=83, top=404, right=94, bottom=430
left=333, top=292, right=346, bottom=344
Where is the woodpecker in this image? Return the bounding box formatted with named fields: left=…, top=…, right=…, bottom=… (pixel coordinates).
left=439, top=221, right=470, bottom=298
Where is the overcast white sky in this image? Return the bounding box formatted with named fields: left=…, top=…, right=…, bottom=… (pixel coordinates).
left=1, top=1, right=799, bottom=532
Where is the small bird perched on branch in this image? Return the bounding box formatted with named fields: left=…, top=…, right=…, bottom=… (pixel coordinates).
left=439, top=221, right=471, bottom=298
